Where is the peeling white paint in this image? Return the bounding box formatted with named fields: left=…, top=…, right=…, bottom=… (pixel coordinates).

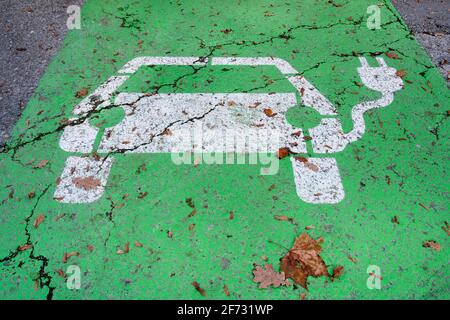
left=97, top=92, right=305, bottom=153
left=309, top=118, right=347, bottom=153
left=54, top=156, right=113, bottom=203
left=345, top=93, right=395, bottom=143
left=73, top=76, right=129, bottom=115
left=59, top=119, right=98, bottom=153
left=291, top=157, right=344, bottom=204
left=287, top=75, right=337, bottom=116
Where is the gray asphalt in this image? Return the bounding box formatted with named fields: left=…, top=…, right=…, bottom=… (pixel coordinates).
left=0, top=0, right=84, bottom=147
left=392, top=0, right=450, bottom=82
left=0, top=0, right=448, bottom=147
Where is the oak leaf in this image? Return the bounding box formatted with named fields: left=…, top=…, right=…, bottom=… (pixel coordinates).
left=280, top=233, right=329, bottom=289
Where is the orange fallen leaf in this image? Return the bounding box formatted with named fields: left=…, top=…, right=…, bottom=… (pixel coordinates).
left=63, top=251, right=80, bottom=263
left=72, top=176, right=101, bottom=190
left=192, top=281, right=206, bottom=296
left=75, top=88, right=88, bottom=98
left=263, top=108, right=277, bottom=117
left=386, top=51, right=399, bottom=59
left=276, top=147, right=291, bottom=159
left=87, top=245, right=94, bottom=252
left=331, top=265, right=344, bottom=281
left=223, top=284, right=230, bottom=296
left=33, top=214, right=45, bottom=229
left=134, top=241, right=144, bottom=247
left=117, top=242, right=130, bottom=254
left=33, top=160, right=49, bottom=169
left=295, top=157, right=319, bottom=172
left=18, top=244, right=32, bottom=251
left=423, top=240, right=441, bottom=251
left=396, top=69, right=407, bottom=78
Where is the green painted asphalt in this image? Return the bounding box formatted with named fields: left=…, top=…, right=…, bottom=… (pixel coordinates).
left=0, top=0, right=448, bottom=299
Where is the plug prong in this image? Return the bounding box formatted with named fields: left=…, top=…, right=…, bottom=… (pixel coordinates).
left=376, top=57, right=388, bottom=67
left=359, top=57, right=370, bottom=68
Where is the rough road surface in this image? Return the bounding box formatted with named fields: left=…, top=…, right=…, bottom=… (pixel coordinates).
left=0, top=0, right=84, bottom=146
left=392, top=0, right=450, bottom=83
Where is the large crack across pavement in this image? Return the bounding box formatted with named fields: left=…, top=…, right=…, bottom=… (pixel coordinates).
left=0, top=184, right=54, bottom=300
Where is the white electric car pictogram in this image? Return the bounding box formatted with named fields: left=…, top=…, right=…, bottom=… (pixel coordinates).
left=54, top=56, right=403, bottom=204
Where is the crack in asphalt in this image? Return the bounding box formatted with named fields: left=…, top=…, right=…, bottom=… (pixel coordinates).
left=0, top=9, right=418, bottom=157
left=0, top=185, right=54, bottom=300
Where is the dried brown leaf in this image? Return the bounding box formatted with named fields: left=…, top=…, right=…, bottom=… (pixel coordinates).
left=63, top=251, right=80, bottom=263
left=276, top=147, right=291, bottom=160
left=223, top=284, right=230, bottom=296
left=396, top=69, right=407, bottom=78
left=386, top=51, right=399, bottom=59
left=295, top=157, right=319, bottom=172
left=18, top=244, right=32, bottom=251
left=72, top=176, right=101, bottom=190
left=263, top=108, right=277, bottom=117
left=252, top=263, right=291, bottom=289
left=280, top=233, right=329, bottom=289
left=117, top=242, right=130, bottom=254
left=134, top=241, right=144, bottom=247
left=33, top=160, right=49, bottom=169
left=192, top=281, right=206, bottom=296
left=33, top=214, right=45, bottom=229
left=423, top=240, right=441, bottom=251
left=75, top=88, right=88, bottom=98
left=331, top=265, right=344, bottom=281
